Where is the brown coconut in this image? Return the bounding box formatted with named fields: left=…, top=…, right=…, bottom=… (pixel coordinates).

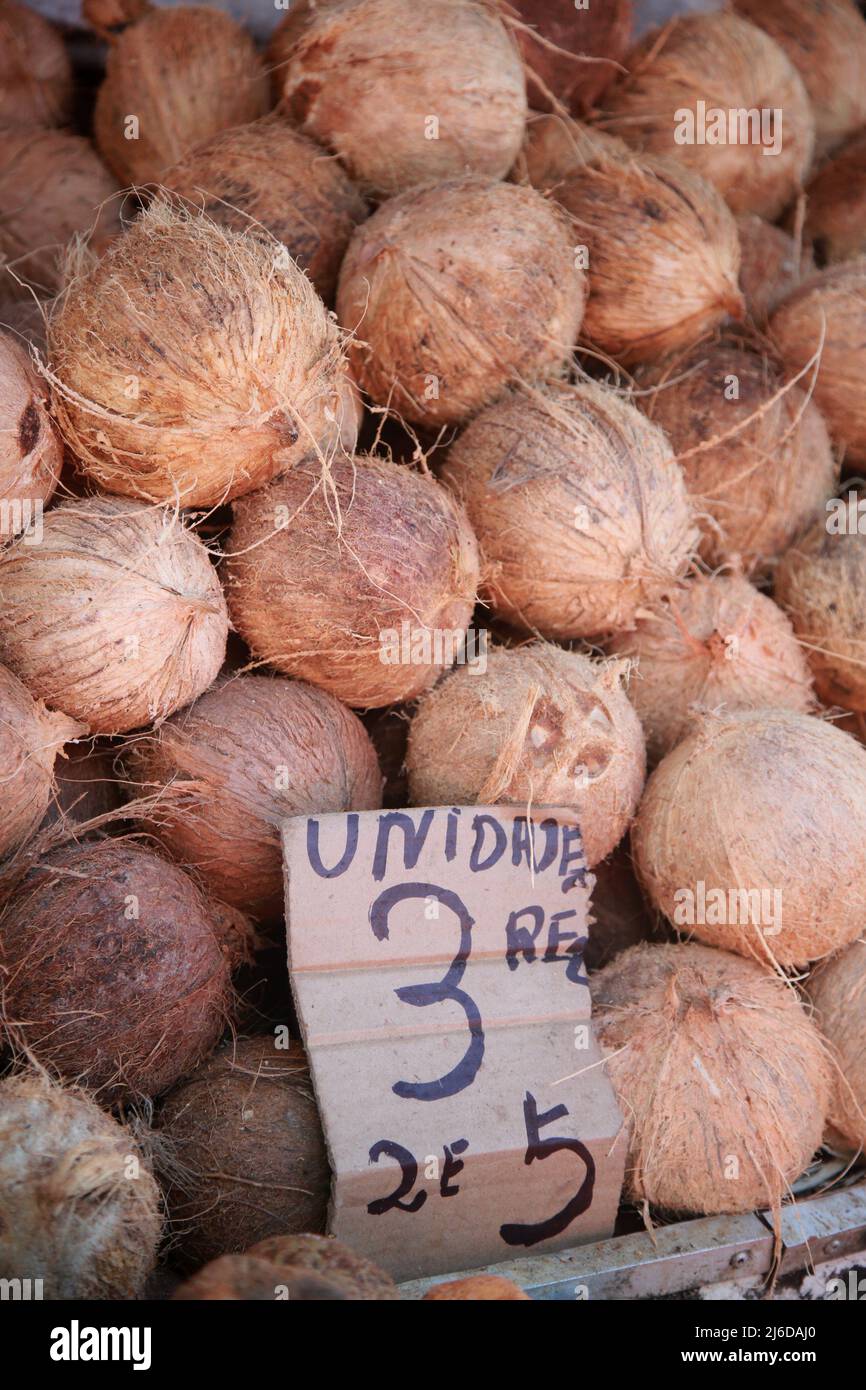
left=608, top=572, right=814, bottom=762
left=775, top=517, right=866, bottom=714
left=585, top=840, right=660, bottom=973
left=515, top=112, right=630, bottom=191
left=336, top=177, right=585, bottom=428
left=592, top=942, right=829, bottom=1214
left=770, top=260, right=866, bottom=465
left=406, top=642, right=646, bottom=869
left=92, top=3, right=269, bottom=186
left=269, top=0, right=527, bottom=199
left=551, top=152, right=743, bottom=364
left=507, top=0, right=631, bottom=116
left=0, top=664, right=83, bottom=861
left=0, top=1, right=73, bottom=130
left=226, top=455, right=480, bottom=708
left=632, top=708, right=866, bottom=968
left=734, top=0, right=866, bottom=161
left=162, top=117, right=367, bottom=304
left=47, top=200, right=350, bottom=507
left=125, top=674, right=383, bottom=919
left=424, top=1274, right=530, bottom=1300
left=241, top=1233, right=400, bottom=1300
left=0, top=128, right=121, bottom=303
left=174, top=1255, right=352, bottom=1301
left=803, top=131, right=866, bottom=266
left=441, top=379, right=696, bottom=640
left=806, top=941, right=866, bottom=1153
left=0, top=329, right=61, bottom=518
left=0, top=838, right=232, bottom=1099
left=0, top=1071, right=162, bottom=1299
left=40, top=739, right=123, bottom=829
left=737, top=215, right=813, bottom=325
left=639, top=338, right=838, bottom=574
left=0, top=496, right=227, bottom=735
left=603, top=12, right=815, bottom=221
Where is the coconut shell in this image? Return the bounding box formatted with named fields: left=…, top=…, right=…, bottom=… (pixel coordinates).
left=269, top=0, right=527, bottom=199
left=803, top=131, right=866, bottom=266
left=609, top=573, right=814, bottom=762
left=0, top=664, right=83, bottom=861
left=424, top=1274, right=530, bottom=1300
left=515, top=112, right=630, bottom=191
left=632, top=708, right=866, bottom=968
left=806, top=941, right=866, bottom=1153
left=93, top=5, right=270, bottom=186
left=0, top=328, right=61, bottom=517
left=509, top=0, right=632, bottom=116
left=592, top=942, right=829, bottom=1214
left=125, top=674, right=383, bottom=919
left=770, top=260, right=866, bottom=465
left=173, top=1255, right=351, bottom=1300
left=0, top=1071, right=162, bottom=1299
left=441, top=380, right=696, bottom=640
left=226, top=455, right=480, bottom=708
left=48, top=200, right=351, bottom=507
left=585, top=840, right=660, bottom=973
left=639, top=338, right=838, bottom=574
left=603, top=12, right=815, bottom=221
left=336, top=176, right=585, bottom=428
left=162, top=117, right=367, bottom=304
left=407, top=642, right=646, bottom=869
left=775, top=518, right=866, bottom=714
left=733, top=0, right=866, bottom=161
left=0, top=1, right=73, bottom=131
left=158, top=1036, right=329, bottom=1268
left=243, top=1233, right=400, bottom=1300
left=737, top=215, right=813, bottom=325
left=40, top=739, right=123, bottom=829
left=0, top=496, right=228, bottom=735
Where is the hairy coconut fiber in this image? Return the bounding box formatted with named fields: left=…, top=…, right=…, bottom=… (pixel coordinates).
left=737, top=216, right=813, bottom=325
left=585, top=841, right=659, bottom=973
left=174, top=1255, right=354, bottom=1300
left=551, top=152, right=742, bottom=364
left=158, top=1036, right=329, bottom=1268
left=125, top=674, right=382, bottom=919
left=0, top=839, right=232, bottom=1100
left=0, top=129, right=121, bottom=303
left=608, top=573, right=814, bottom=763
left=0, top=497, right=227, bottom=735
left=336, top=177, right=585, bottom=427
left=0, top=664, right=83, bottom=861
left=40, top=739, right=123, bottom=830
left=515, top=113, right=629, bottom=192
left=806, top=941, right=866, bottom=1153
left=775, top=519, right=866, bottom=714
left=47, top=201, right=350, bottom=507
left=0, top=1071, right=162, bottom=1299
left=770, top=260, right=866, bottom=465
left=226, top=456, right=480, bottom=708
left=0, top=1, right=73, bottom=130
left=632, top=709, right=866, bottom=968
left=639, top=339, right=838, bottom=575
left=424, top=1274, right=530, bottom=1300
left=592, top=942, right=830, bottom=1214
left=0, top=329, right=61, bottom=517
left=162, top=117, right=367, bottom=304
left=603, top=12, right=815, bottom=221
left=407, top=642, right=645, bottom=868
left=92, top=4, right=269, bottom=186
left=506, top=0, right=631, bottom=115
left=734, top=0, right=866, bottom=161
left=803, top=132, right=866, bottom=266
left=269, top=0, right=527, bottom=199
left=237, top=1233, right=399, bottom=1299
left=441, top=380, right=696, bottom=640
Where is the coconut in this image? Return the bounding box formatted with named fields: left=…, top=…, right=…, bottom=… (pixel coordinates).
left=0, top=1, right=73, bottom=130
left=406, top=642, right=646, bottom=868
left=174, top=1256, right=352, bottom=1300
left=603, top=12, right=815, bottom=221
left=441, top=379, right=696, bottom=640
left=40, top=739, right=123, bottom=829
left=508, top=0, right=631, bottom=116
left=775, top=518, right=866, bottom=714
left=737, top=215, right=813, bottom=325
left=803, top=132, right=866, bottom=266
left=806, top=941, right=866, bottom=1153
left=238, top=1233, right=400, bottom=1299
left=336, top=177, right=585, bottom=427
left=0, top=1071, right=162, bottom=1299
left=91, top=3, right=269, bottom=186
left=608, top=573, right=814, bottom=762
left=125, top=674, right=383, bottom=919
left=0, top=664, right=83, bottom=861
left=770, top=260, right=866, bottom=465
left=0, top=838, right=231, bottom=1099
left=632, top=708, right=866, bottom=968
left=550, top=152, right=742, bottom=364
left=515, top=112, right=630, bottom=191
left=0, top=496, right=228, bottom=735
left=733, top=0, right=866, bottom=161
left=424, top=1275, right=530, bottom=1300
left=162, top=117, right=368, bottom=304
left=226, top=455, right=480, bottom=708
left=592, top=942, right=829, bottom=1214
left=0, top=329, right=61, bottom=519
left=158, top=1035, right=329, bottom=1268
left=585, top=841, right=660, bottom=973
left=639, top=338, right=838, bottom=574
left=0, top=129, right=121, bottom=303
left=0, top=295, right=49, bottom=356
left=269, top=0, right=527, bottom=199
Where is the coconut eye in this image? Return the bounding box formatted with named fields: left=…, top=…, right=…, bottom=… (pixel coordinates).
left=572, top=743, right=613, bottom=784
left=17, top=402, right=40, bottom=456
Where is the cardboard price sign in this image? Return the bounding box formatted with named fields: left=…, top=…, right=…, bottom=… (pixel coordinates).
left=283, top=805, right=624, bottom=1281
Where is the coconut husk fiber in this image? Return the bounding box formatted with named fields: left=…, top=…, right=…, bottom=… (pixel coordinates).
left=803, top=131, right=866, bottom=266
left=736, top=215, right=813, bottom=325
left=0, top=1, right=73, bottom=131
left=0, top=663, right=84, bottom=861
left=0, top=328, right=61, bottom=517
left=806, top=941, right=866, bottom=1154
left=506, top=0, right=632, bottom=116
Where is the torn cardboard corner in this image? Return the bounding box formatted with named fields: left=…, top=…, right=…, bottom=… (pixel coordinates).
left=283, top=805, right=625, bottom=1282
